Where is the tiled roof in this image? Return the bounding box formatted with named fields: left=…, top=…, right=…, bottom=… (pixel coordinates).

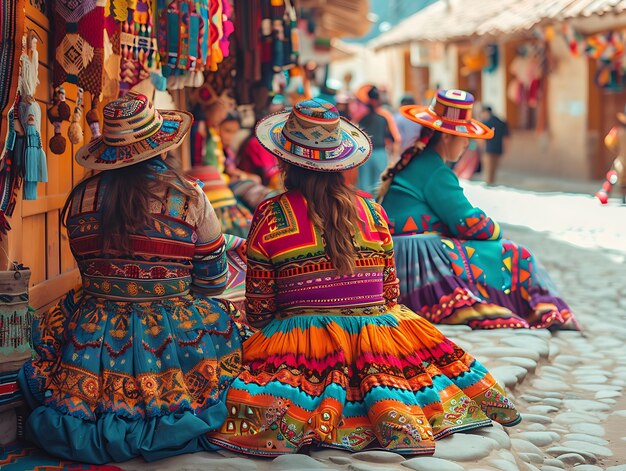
left=370, top=0, right=626, bottom=48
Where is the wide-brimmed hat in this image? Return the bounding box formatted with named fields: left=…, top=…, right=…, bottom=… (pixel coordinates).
left=401, top=89, right=494, bottom=140
left=355, top=84, right=376, bottom=104
left=255, top=98, right=372, bottom=172
left=75, top=92, right=192, bottom=170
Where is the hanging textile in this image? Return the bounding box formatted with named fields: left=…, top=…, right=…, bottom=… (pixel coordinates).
left=233, top=0, right=298, bottom=105
left=0, top=0, right=26, bottom=141
left=119, top=0, right=160, bottom=95
left=0, top=0, right=26, bottom=237
left=53, top=0, right=106, bottom=98
left=0, top=264, right=32, bottom=412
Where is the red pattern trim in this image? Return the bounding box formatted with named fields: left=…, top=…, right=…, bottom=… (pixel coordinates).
left=71, top=335, right=103, bottom=351
left=142, top=336, right=172, bottom=358
left=195, top=234, right=225, bottom=255
left=105, top=339, right=133, bottom=358
left=72, top=234, right=195, bottom=258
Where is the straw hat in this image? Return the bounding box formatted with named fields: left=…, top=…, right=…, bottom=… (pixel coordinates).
left=401, top=89, right=494, bottom=139
left=255, top=98, right=372, bottom=172
left=75, top=92, right=192, bottom=170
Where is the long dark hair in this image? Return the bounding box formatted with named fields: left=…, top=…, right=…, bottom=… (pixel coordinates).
left=283, top=163, right=361, bottom=275
left=61, top=157, right=198, bottom=254
left=377, top=127, right=442, bottom=202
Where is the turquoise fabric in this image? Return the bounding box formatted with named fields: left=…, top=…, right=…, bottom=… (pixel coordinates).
left=18, top=167, right=246, bottom=464
left=381, top=147, right=577, bottom=330
left=382, top=148, right=499, bottom=239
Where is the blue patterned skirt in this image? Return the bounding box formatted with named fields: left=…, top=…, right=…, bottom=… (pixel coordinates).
left=19, top=290, right=247, bottom=464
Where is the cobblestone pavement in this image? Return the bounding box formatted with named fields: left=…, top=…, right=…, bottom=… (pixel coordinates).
left=118, top=186, right=626, bottom=470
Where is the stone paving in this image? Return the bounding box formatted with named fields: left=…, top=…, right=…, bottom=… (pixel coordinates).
left=117, top=222, right=626, bottom=470
left=2, top=183, right=624, bottom=470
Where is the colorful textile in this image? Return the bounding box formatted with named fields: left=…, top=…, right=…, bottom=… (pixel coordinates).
left=0, top=371, right=21, bottom=410
left=206, top=191, right=520, bottom=456
left=75, top=92, right=192, bottom=170
left=382, top=148, right=578, bottom=330
left=222, top=234, right=248, bottom=315
left=255, top=99, right=372, bottom=173
left=0, top=442, right=124, bottom=470
left=0, top=267, right=32, bottom=361
left=53, top=1, right=106, bottom=98
left=0, top=265, right=32, bottom=412
left=401, top=89, right=493, bottom=140
left=0, top=0, right=25, bottom=140
left=118, top=0, right=159, bottom=96
left=18, top=162, right=247, bottom=464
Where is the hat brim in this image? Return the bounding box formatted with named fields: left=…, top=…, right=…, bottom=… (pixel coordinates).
left=75, top=110, right=193, bottom=170
left=355, top=84, right=373, bottom=104
left=400, top=105, right=494, bottom=140
left=255, top=110, right=372, bottom=172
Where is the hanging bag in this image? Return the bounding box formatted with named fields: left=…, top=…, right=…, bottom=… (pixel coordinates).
left=0, top=262, right=32, bottom=413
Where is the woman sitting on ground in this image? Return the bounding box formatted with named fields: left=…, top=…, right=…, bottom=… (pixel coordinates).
left=378, top=89, right=578, bottom=330
left=206, top=98, right=520, bottom=456
left=19, top=93, right=249, bottom=464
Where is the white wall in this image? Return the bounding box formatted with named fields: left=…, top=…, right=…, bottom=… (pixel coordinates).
left=428, top=43, right=458, bottom=90
left=503, top=34, right=590, bottom=179
left=547, top=34, right=589, bottom=178
left=328, top=46, right=405, bottom=104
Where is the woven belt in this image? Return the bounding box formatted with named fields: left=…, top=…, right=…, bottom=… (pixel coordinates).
left=82, top=275, right=191, bottom=301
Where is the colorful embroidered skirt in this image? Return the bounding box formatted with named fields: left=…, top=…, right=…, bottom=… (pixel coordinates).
left=222, top=234, right=247, bottom=313
left=392, top=233, right=579, bottom=330
left=18, top=290, right=246, bottom=464
left=206, top=304, right=520, bottom=456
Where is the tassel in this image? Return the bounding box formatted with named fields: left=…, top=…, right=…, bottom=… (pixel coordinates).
left=23, top=122, right=48, bottom=201
left=150, top=71, right=167, bottom=91
left=86, top=99, right=101, bottom=139
left=4, top=107, right=17, bottom=153
left=68, top=87, right=84, bottom=145
left=13, top=32, right=48, bottom=200
left=47, top=86, right=70, bottom=155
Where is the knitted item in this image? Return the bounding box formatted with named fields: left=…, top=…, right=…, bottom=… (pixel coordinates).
left=47, top=86, right=70, bottom=155
left=0, top=106, right=21, bottom=227
left=0, top=0, right=25, bottom=141
left=19, top=100, right=47, bottom=200
left=68, top=87, right=84, bottom=145
left=16, top=35, right=47, bottom=200
left=119, top=0, right=159, bottom=96
left=53, top=2, right=106, bottom=98
left=86, top=105, right=101, bottom=139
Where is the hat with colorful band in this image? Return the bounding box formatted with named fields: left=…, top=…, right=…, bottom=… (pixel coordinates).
left=75, top=92, right=193, bottom=170
left=400, top=89, right=494, bottom=140
left=255, top=98, right=372, bottom=172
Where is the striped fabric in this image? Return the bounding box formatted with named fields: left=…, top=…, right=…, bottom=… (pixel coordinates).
left=0, top=371, right=21, bottom=409
left=206, top=191, right=520, bottom=456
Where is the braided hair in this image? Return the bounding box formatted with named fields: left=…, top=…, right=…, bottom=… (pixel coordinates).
left=377, top=126, right=442, bottom=203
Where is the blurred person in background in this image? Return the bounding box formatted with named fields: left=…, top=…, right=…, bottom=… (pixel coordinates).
left=335, top=91, right=352, bottom=120
left=357, top=86, right=396, bottom=197
left=394, top=95, right=423, bottom=154
left=480, top=105, right=509, bottom=185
